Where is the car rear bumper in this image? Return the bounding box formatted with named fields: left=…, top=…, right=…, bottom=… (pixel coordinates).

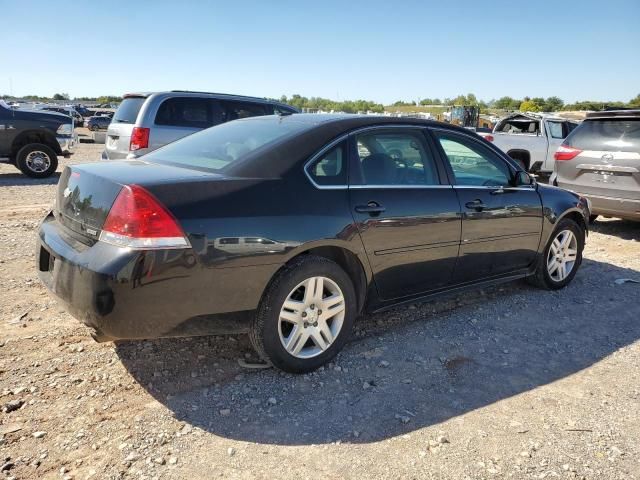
left=36, top=213, right=270, bottom=341
left=575, top=192, right=640, bottom=220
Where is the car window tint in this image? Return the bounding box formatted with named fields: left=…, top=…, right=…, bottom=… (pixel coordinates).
left=565, top=119, right=640, bottom=153
left=221, top=101, right=269, bottom=121
left=155, top=97, right=217, bottom=128
left=436, top=132, right=511, bottom=187
left=307, top=143, right=347, bottom=186
left=113, top=97, right=145, bottom=124
left=354, top=130, right=438, bottom=185
left=548, top=121, right=564, bottom=139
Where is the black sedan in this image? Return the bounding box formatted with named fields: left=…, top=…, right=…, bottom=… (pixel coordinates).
left=37, top=114, right=590, bottom=372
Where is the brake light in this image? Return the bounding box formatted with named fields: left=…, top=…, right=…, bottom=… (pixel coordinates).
left=554, top=145, right=582, bottom=161
left=129, top=127, right=150, bottom=151
left=100, top=185, right=189, bottom=249
left=485, top=135, right=494, bottom=142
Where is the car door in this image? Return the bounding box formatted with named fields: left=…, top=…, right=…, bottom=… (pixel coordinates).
left=431, top=129, right=543, bottom=283
left=348, top=127, right=461, bottom=300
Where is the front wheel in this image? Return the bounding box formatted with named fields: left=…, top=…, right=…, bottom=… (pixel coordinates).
left=528, top=218, right=584, bottom=290
left=249, top=255, right=356, bottom=373
left=16, top=143, right=59, bottom=178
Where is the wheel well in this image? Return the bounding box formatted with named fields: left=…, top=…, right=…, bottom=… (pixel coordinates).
left=287, top=246, right=368, bottom=313
left=11, top=130, right=61, bottom=157
left=562, top=211, right=587, bottom=236
left=507, top=149, right=530, bottom=170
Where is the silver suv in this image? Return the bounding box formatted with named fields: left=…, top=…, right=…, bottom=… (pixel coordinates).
left=102, top=91, right=298, bottom=160
left=551, top=110, right=640, bottom=222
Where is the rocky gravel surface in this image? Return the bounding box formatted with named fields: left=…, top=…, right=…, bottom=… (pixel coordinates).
left=1, top=145, right=639, bottom=479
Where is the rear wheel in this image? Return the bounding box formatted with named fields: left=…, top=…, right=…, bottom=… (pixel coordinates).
left=528, top=218, right=584, bottom=290
left=249, top=255, right=356, bottom=373
left=16, top=143, right=58, bottom=178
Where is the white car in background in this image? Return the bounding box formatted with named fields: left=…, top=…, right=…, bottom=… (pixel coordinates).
left=480, top=113, right=579, bottom=176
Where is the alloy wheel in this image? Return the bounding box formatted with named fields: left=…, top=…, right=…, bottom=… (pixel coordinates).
left=278, top=276, right=346, bottom=359
left=546, top=229, right=578, bottom=282
left=25, top=151, right=51, bottom=173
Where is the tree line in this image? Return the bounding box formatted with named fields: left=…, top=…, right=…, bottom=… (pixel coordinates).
left=3, top=92, right=640, bottom=113
left=392, top=93, right=640, bottom=112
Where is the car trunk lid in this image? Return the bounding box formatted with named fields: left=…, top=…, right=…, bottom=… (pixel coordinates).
left=55, top=160, right=221, bottom=241
left=556, top=117, right=640, bottom=200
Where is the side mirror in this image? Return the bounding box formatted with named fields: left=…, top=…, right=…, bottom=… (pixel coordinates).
left=515, top=170, right=536, bottom=187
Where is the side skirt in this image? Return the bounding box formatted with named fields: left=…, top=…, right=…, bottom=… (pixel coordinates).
left=368, top=268, right=534, bottom=314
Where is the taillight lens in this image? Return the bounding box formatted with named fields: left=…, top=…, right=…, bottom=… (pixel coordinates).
left=554, top=145, right=582, bottom=161
left=100, top=185, right=189, bottom=249
left=129, top=127, right=150, bottom=151
left=485, top=135, right=494, bottom=142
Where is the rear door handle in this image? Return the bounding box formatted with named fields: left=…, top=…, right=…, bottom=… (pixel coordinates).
left=465, top=199, right=487, bottom=211
left=355, top=202, right=385, bottom=215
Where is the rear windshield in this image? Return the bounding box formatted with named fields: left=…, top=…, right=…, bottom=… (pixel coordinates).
left=565, top=119, right=640, bottom=152
left=144, top=117, right=309, bottom=173
left=112, top=97, right=145, bottom=124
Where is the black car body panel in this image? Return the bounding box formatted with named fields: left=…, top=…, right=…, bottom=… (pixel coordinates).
left=37, top=115, right=590, bottom=341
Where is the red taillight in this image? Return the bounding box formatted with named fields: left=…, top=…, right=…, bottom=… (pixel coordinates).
left=129, top=127, right=150, bottom=151
left=100, top=185, right=189, bottom=249
left=554, top=145, right=582, bottom=161
left=485, top=135, right=494, bottom=142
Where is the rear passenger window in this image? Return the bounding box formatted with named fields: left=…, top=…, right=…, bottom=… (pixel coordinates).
left=222, top=101, right=269, bottom=121
left=155, top=97, right=220, bottom=128
left=307, top=143, right=347, bottom=186
left=354, top=130, right=439, bottom=185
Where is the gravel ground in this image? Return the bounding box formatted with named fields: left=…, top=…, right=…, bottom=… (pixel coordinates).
left=1, top=144, right=639, bottom=480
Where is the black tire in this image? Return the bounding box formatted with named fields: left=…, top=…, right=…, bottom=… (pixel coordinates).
left=527, top=218, right=584, bottom=290
left=249, top=255, right=357, bottom=373
left=589, top=214, right=598, bottom=224
left=16, top=143, right=59, bottom=178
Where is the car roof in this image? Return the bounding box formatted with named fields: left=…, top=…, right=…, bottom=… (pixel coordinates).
left=123, top=90, right=288, bottom=106
left=221, top=114, right=483, bottom=179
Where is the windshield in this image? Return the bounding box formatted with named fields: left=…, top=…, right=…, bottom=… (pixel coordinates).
left=113, top=97, right=145, bottom=124
left=144, top=117, right=310, bottom=173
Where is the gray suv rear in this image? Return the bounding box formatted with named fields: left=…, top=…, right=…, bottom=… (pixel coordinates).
left=102, top=91, right=298, bottom=160
left=551, top=110, right=640, bottom=221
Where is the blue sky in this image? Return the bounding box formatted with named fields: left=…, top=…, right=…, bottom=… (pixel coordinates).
left=1, top=0, right=639, bottom=103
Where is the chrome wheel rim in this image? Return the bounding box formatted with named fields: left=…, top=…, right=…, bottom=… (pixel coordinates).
left=547, top=230, right=578, bottom=282
left=25, top=150, right=51, bottom=173
left=278, top=276, right=346, bottom=359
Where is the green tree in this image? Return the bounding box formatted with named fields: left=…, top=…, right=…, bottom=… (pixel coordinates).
left=520, top=100, right=541, bottom=112
left=629, top=94, right=640, bottom=107
left=52, top=93, right=69, bottom=100
left=543, top=96, right=564, bottom=111
left=494, top=96, right=521, bottom=110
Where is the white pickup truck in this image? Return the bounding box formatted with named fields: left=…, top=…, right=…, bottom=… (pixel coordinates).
left=481, top=113, right=579, bottom=176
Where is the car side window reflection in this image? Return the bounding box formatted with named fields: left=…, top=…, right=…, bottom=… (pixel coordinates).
left=307, top=143, right=347, bottom=186
left=435, top=132, right=511, bottom=187
left=355, top=131, right=438, bottom=185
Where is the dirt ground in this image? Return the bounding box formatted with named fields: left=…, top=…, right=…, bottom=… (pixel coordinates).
left=1, top=144, right=639, bottom=480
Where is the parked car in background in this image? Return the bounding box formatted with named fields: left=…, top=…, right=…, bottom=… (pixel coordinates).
left=85, top=115, right=111, bottom=131
left=0, top=100, right=77, bottom=177
left=41, top=106, right=84, bottom=127
left=551, top=110, right=640, bottom=222
left=94, top=111, right=114, bottom=118
left=480, top=113, right=579, bottom=176
left=38, top=114, right=589, bottom=372
left=102, top=90, right=298, bottom=160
